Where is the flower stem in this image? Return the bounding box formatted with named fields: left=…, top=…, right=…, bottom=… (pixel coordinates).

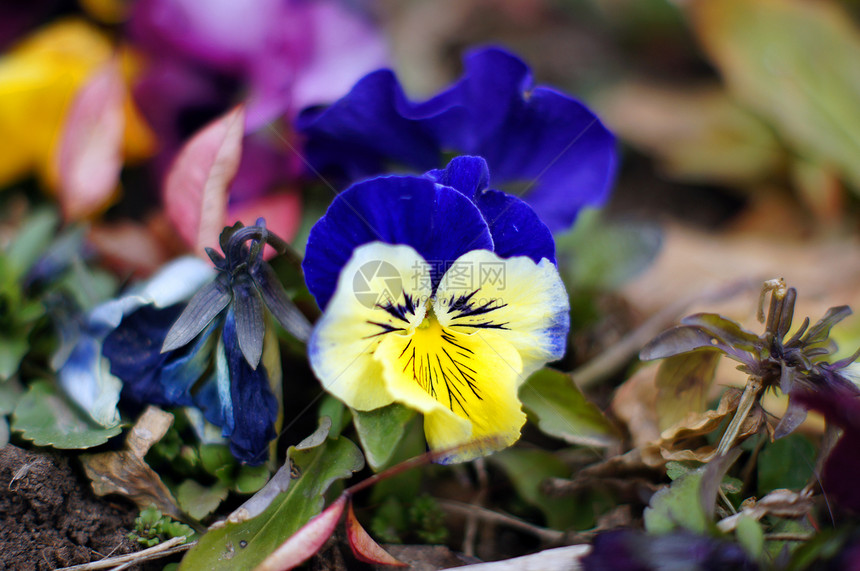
left=716, top=376, right=763, bottom=457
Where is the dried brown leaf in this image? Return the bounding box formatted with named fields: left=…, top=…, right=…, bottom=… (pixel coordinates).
left=81, top=407, right=181, bottom=519
left=599, top=82, right=782, bottom=185
left=716, top=488, right=814, bottom=532
left=642, top=387, right=765, bottom=467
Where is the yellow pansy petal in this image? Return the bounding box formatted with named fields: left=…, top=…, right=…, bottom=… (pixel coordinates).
left=308, top=242, right=432, bottom=411
left=374, top=316, right=526, bottom=463
left=435, top=250, right=569, bottom=383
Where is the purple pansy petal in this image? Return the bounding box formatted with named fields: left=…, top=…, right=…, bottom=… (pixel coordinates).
left=222, top=310, right=278, bottom=465
left=298, top=46, right=617, bottom=231
left=297, top=69, right=444, bottom=180
left=194, top=338, right=233, bottom=435
left=583, top=529, right=756, bottom=571
left=103, top=304, right=185, bottom=406
left=794, top=383, right=860, bottom=512
left=158, top=322, right=219, bottom=406
left=425, top=156, right=555, bottom=263
left=477, top=83, right=617, bottom=231
left=474, top=189, right=555, bottom=264
left=425, top=155, right=490, bottom=202
left=302, top=175, right=492, bottom=310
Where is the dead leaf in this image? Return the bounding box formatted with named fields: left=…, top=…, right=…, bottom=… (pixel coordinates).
left=655, top=350, right=721, bottom=432
left=81, top=406, right=181, bottom=519
left=716, top=488, right=814, bottom=532
left=598, top=81, right=782, bottom=186
left=642, top=387, right=765, bottom=467
left=621, top=224, right=860, bottom=339
left=690, top=0, right=860, bottom=193
left=611, top=364, right=661, bottom=449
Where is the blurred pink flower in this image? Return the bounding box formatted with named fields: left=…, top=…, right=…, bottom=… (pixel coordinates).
left=128, top=0, right=387, bottom=240
left=128, top=0, right=389, bottom=243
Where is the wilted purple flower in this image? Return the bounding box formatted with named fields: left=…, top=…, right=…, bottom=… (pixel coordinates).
left=101, top=220, right=310, bottom=464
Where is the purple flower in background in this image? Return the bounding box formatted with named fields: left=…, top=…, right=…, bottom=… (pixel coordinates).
left=583, top=529, right=757, bottom=571
left=0, top=1, right=59, bottom=49
left=793, top=379, right=860, bottom=513
left=127, top=0, right=389, bottom=237
left=297, top=47, right=617, bottom=231
left=129, top=0, right=389, bottom=129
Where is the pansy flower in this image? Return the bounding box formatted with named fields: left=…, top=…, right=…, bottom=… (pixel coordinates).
left=297, top=47, right=617, bottom=231
left=304, top=156, right=570, bottom=462
left=101, top=220, right=310, bottom=464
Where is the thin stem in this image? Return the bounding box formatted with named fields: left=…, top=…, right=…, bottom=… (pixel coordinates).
left=764, top=533, right=814, bottom=542
left=716, top=376, right=763, bottom=457
left=438, top=500, right=565, bottom=544
left=54, top=537, right=193, bottom=571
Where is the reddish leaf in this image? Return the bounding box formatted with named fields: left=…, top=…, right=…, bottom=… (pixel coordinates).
left=164, top=106, right=245, bottom=255
left=57, top=60, right=125, bottom=221
left=227, top=190, right=302, bottom=259
left=346, top=500, right=406, bottom=567
left=87, top=220, right=171, bottom=278
left=254, top=494, right=346, bottom=571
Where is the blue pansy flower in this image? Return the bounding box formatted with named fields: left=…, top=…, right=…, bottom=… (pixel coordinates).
left=304, top=156, right=570, bottom=462
left=101, top=221, right=310, bottom=465
left=297, top=47, right=617, bottom=231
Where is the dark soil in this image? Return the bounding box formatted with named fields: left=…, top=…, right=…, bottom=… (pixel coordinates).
left=0, top=444, right=140, bottom=570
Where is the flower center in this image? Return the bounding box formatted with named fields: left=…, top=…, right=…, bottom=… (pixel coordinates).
left=396, top=306, right=482, bottom=416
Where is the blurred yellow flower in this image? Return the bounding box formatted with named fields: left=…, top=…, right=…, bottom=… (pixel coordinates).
left=0, top=18, right=154, bottom=191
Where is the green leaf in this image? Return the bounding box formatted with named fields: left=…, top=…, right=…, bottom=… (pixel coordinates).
left=644, top=467, right=710, bottom=534
left=655, top=350, right=720, bottom=431
left=352, top=403, right=416, bottom=470
left=5, top=208, right=58, bottom=279
left=520, top=368, right=619, bottom=447
left=318, top=395, right=350, bottom=436
left=179, top=419, right=364, bottom=571
left=199, top=444, right=238, bottom=480
left=490, top=448, right=584, bottom=530
left=176, top=479, right=229, bottom=520
left=0, top=337, right=29, bottom=382
left=757, top=434, right=815, bottom=495
left=11, top=380, right=122, bottom=448
left=644, top=450, right=740, bottom=534
left=555, top=209, right=661, bottom=291
left=736, top=514, right=764, bottom=561
left=665, top=460, right=701, bottom=481
left=0, top=417, right=8, bottom=448
left=692, top=0, right=860, bottom=193
left=234, top=465, right=271, bottom=494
